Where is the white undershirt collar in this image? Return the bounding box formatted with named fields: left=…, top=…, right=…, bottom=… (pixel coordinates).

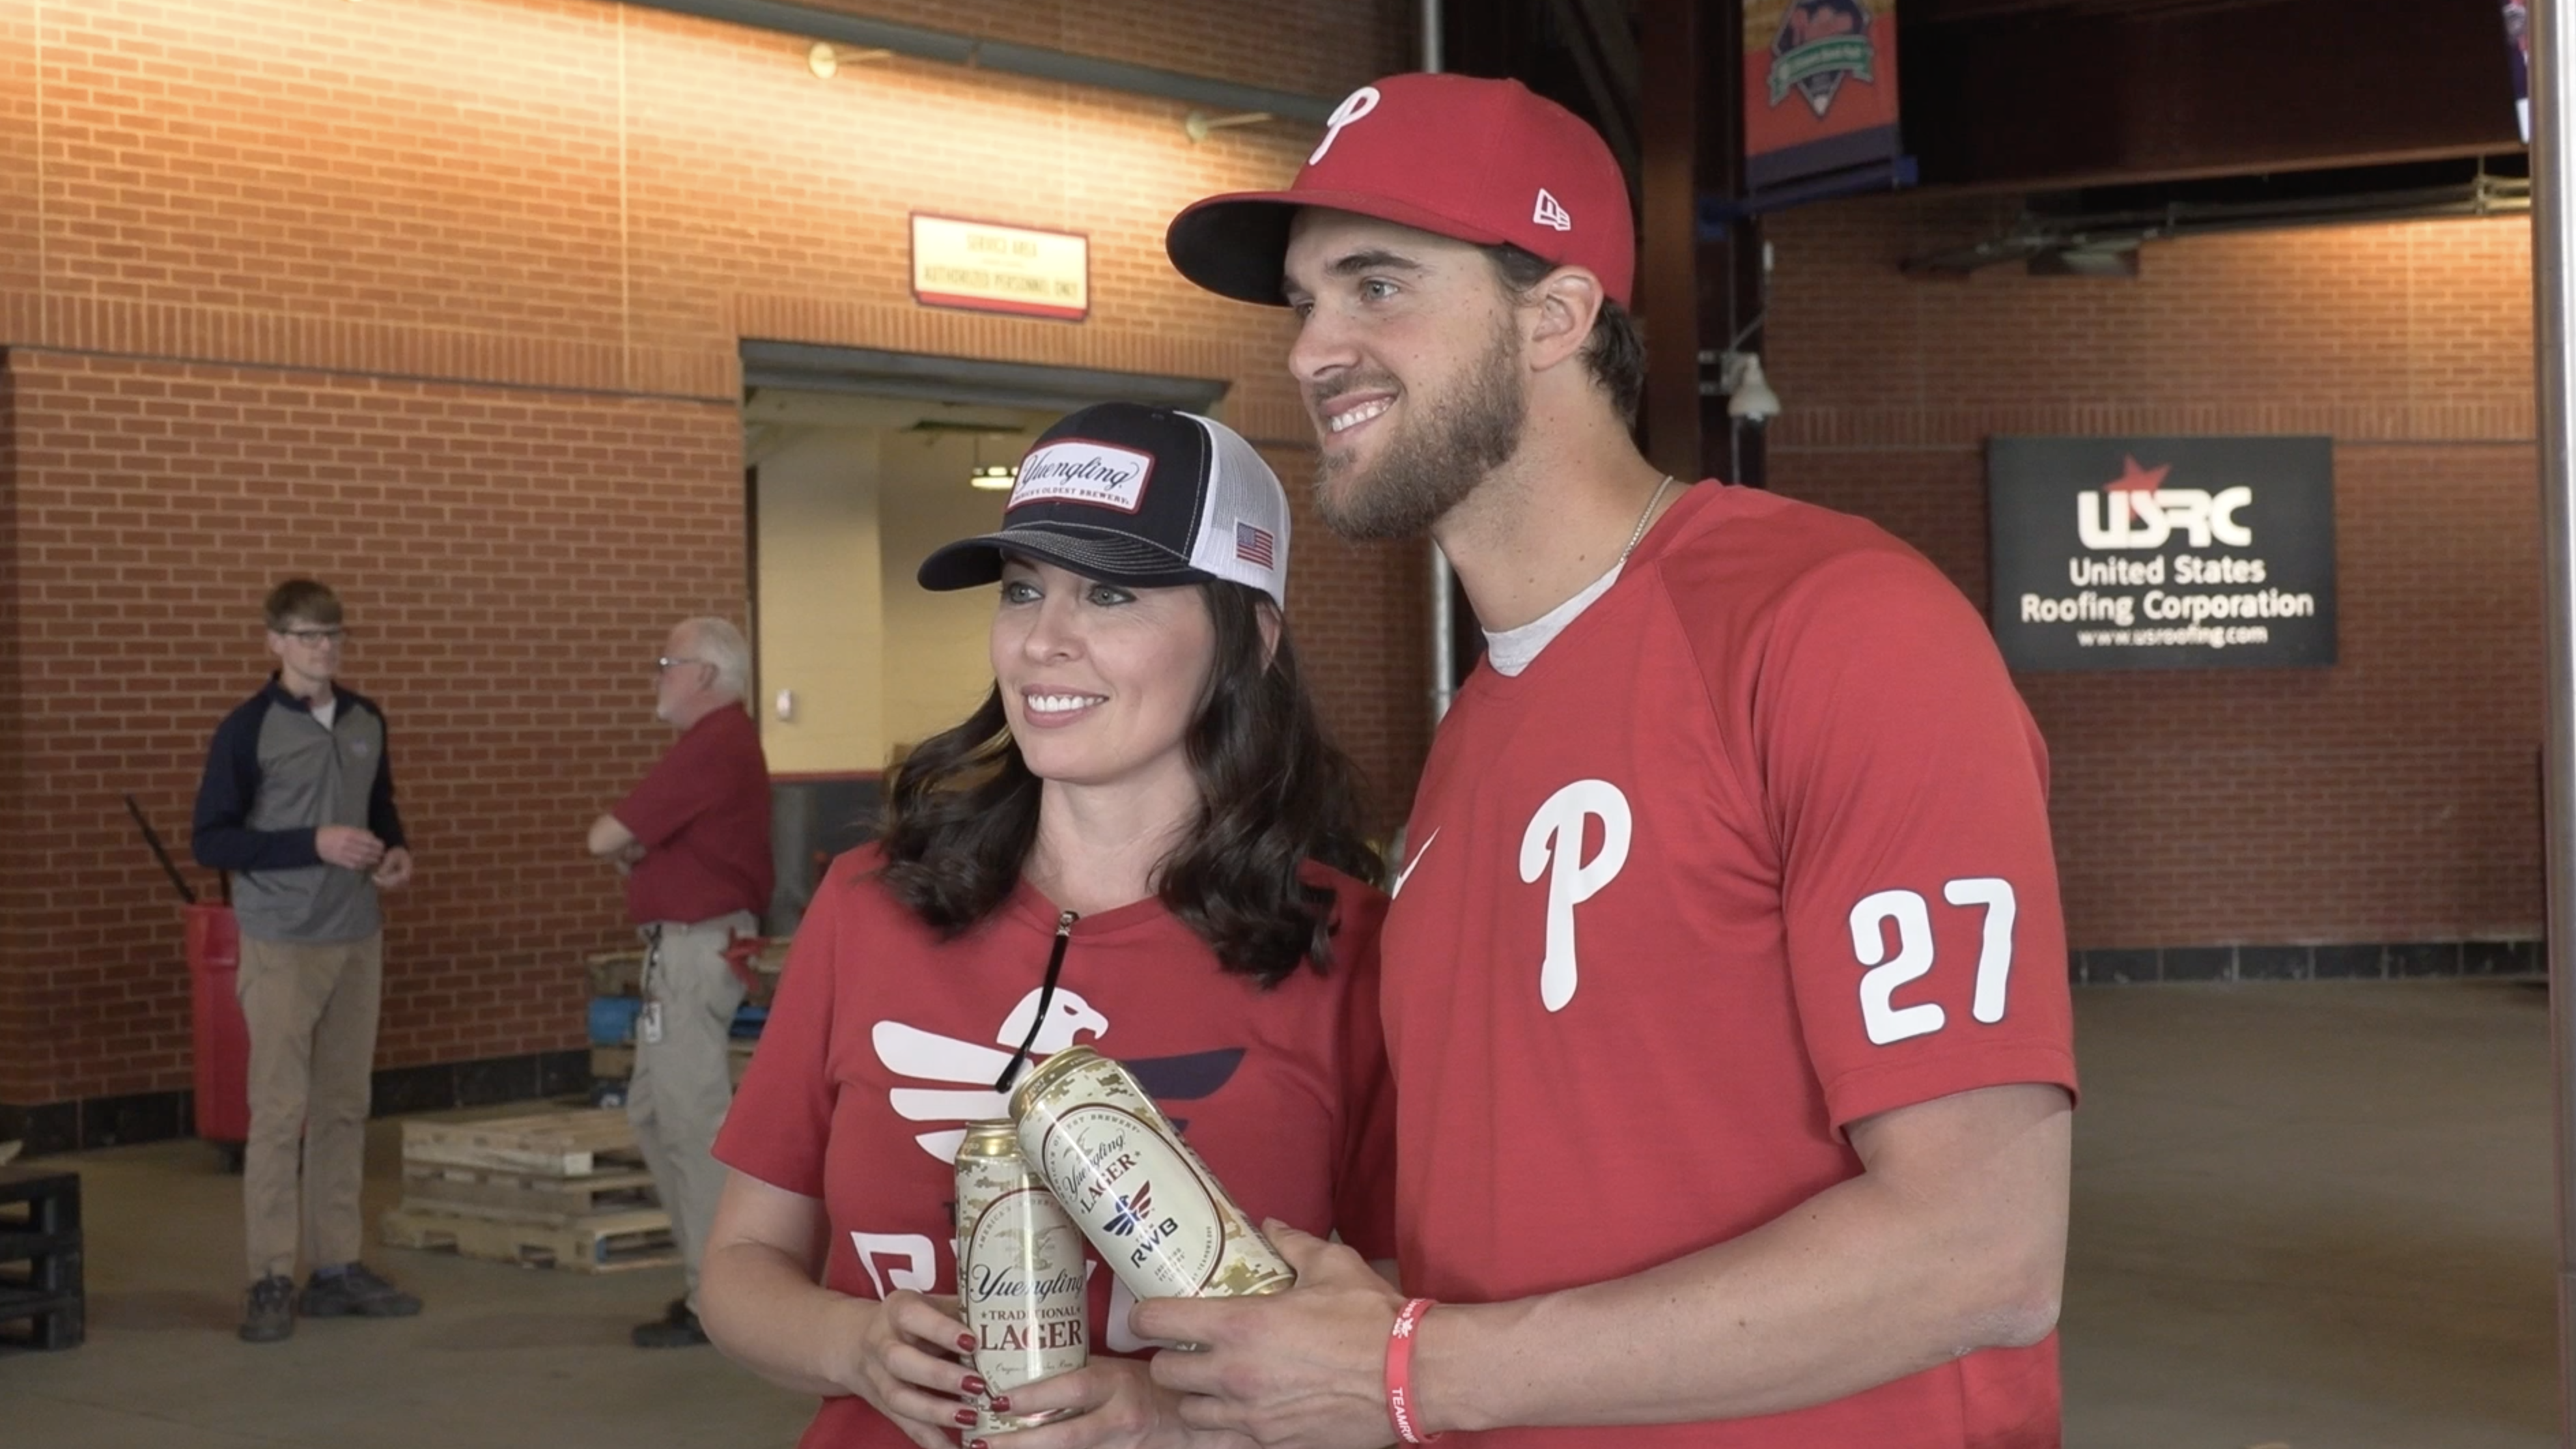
left=1483, top=558, right=1625, bottom=677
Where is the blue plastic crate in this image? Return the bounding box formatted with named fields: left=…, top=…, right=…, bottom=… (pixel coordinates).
left=589, top=995, right=642, bottom=1046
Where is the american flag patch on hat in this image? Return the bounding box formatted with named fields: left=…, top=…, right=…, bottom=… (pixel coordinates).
left=1235, top=522, right=1276, bottom=569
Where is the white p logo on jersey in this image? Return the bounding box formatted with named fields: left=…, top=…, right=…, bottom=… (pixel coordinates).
left=1310, top=86, right=1382, bottom=165
left=1519, top=780, right=1632, bottom=1012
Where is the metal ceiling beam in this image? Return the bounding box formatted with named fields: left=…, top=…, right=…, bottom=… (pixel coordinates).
left=625, top=0, right=1342, bottom=124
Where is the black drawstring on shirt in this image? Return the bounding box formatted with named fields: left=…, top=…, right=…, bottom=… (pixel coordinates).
left=994, top=910, right=1078, bottom=1093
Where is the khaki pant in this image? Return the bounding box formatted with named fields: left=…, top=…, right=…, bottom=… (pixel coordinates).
left=630, top=913, right=753, bottom=1310
left=238, top=931, right=382, bottom=1283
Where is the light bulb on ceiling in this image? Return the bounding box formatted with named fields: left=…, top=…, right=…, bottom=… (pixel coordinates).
left=969, top=464, right=1017, bottom=490
left=1724, top=352, right=1782, bottom=423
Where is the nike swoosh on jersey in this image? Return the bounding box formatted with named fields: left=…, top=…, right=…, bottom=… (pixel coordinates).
left=1392, top=828, right=1439, bottom=898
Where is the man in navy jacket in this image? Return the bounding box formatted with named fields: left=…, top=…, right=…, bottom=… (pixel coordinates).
left=193, top=578, right=420, bottom=1343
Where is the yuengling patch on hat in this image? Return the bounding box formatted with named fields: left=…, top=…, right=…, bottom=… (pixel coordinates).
left=916, top=403, right=1291, bottom=610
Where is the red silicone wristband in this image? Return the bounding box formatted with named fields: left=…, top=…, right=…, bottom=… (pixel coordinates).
left=1386, top=1297, right=1444, bottom=1445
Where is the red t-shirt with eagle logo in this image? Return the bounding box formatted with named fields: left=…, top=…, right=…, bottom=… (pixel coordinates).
left=1383, top=481, right=2078, bottom=1448
left=716, top=848, right=1397, bottom=1449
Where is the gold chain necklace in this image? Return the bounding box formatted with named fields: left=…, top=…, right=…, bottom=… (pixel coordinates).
left=1620, top=475, right=1677, bottom=563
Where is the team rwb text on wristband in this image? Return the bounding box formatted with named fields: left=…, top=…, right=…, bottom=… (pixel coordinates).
left=1386, top=1296, right=1444, bottom=1445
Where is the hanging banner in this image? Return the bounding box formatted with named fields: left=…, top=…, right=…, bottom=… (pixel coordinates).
left=2504, top=0, right=2532, bottom=143
left=1988, top=436, right=2337, bottom=672
left=1743, top=0, right=1903, bottom=195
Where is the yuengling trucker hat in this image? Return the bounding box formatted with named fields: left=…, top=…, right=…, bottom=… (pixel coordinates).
left=1164, top=72, right=1635, bottom=309
left=916, top=402, right=1291, bottom=610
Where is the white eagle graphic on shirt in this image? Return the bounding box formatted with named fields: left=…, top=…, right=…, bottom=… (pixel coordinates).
left=871, top=988, right=1250, bottom=1162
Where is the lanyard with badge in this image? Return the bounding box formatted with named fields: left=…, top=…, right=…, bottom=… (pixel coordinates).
left=640, top=925, right=665, bottom=1045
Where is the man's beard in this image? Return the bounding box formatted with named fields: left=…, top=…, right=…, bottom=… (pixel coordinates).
left=1312, top=322, right=1526, bottom=541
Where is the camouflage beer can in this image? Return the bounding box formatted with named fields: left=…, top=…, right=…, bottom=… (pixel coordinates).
left=953, top=1121, right=1088, bottom=1434
left=1007, top=1045, right=1296, bottom=1301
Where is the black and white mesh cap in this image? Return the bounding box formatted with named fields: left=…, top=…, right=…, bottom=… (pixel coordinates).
left=916, top=403, right=1291, bottom=609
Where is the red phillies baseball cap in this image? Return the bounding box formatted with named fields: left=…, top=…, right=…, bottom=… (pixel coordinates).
left=1166, top=72, right=1636, bottom=309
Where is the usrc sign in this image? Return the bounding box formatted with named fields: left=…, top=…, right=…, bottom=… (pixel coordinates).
left=1988, top=436, right=2336, bottom=671
left=911, top=214, right=1089, bottom=322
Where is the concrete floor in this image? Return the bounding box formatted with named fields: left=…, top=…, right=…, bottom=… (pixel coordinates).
left=0, top=1112, right=813, bottom=1449
left=0, top=981, right=2559, bottom=1447
left=2062, top=981, right=2556, bottom=1448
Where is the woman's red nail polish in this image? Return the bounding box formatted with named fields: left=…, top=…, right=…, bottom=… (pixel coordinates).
left=961, top=1375, right=988, bottom=1396
left=988, top=1396, right=1011, bottom=1413
left=957, top=1332, right=979, bottom=1352
left=954, top=1407, right=979, bottom=1427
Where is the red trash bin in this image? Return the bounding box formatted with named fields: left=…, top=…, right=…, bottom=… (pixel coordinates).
left=184, top=903, right=251, bottom=1160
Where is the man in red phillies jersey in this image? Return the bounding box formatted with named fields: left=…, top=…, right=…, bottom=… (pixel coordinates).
left=1140, top=72, right=2079, bottom=1448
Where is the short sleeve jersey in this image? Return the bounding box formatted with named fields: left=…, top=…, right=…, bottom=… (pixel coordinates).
left=714, top=847, right=1398, bottom=1449
left=613, top=705, right=774, bottom=926
left=1382, top=483, right=2078, bottom=1448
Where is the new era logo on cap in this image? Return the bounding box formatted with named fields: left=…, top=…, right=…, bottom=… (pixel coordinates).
left=1165, top=72, right=1636, bottom=309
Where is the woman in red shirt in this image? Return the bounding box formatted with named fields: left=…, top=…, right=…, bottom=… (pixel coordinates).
left=699, top=403, right=1395, bottom=1449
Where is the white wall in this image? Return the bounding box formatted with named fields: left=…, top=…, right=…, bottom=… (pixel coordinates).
left=879, top=430, right=1018, bottom=755
left=754, top=427, right=884, bottom=774
left=752, top=424, right=1026, bottom=774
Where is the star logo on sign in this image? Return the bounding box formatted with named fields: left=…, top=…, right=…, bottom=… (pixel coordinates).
left=2105, top=455, right=2170, bottom=494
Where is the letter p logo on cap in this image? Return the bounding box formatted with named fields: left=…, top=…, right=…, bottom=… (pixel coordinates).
left=1310, top=85, right=1382, bottom=165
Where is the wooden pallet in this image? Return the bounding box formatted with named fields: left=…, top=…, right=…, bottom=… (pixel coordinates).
left=589, top=1039, right=755, bottom=1084
left=400, top=1110, right=643, bottom=1179
left=400, top=1162, right=658, bottom=1226
left=380, top=1204, right=675, bottom=1273
left=586, top=950, right=645, bottom=1000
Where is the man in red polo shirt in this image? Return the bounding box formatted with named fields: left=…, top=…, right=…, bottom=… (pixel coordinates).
left=588, top=615, right=774, bottom=1349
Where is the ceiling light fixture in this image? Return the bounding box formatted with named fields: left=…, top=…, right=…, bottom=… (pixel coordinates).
left=968, top=432, right=1018, bottom=490
left=807, top=41, right=893, bottom=80
left=1184, top=109, right=1272, bottom=143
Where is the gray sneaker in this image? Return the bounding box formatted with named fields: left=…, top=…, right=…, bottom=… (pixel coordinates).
left=239, top=1273, right=295, bottom=1343
left=298, top=1263, right=422, bottom=1319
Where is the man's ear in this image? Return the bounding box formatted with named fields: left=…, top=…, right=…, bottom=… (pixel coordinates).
left=1521, top=267, right=1606, bottom=374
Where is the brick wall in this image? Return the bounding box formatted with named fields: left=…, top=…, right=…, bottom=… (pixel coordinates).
left=1764, top=194, right=2543, bottom=949
left=0, top=0, right=1420, bottom=1110
left=0, top=360, right=27, bottom=1103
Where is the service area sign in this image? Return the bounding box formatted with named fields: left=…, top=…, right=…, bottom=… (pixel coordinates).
left=1989, top=436, right=2336, bottom=671
left=910, top=214, right=1089, bottom=322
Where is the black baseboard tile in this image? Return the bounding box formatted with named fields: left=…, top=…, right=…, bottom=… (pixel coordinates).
left=2311, top=944, right=2388, bottom=979
left=2237, top=945, right=2312, bottom=981
left=2075, top=939, right=2544, bottom=985
left=75, top=1092, right=190, bottom=1151
left=372, top=1063, right=458, bottom=1118
left=535, top=1050, right=589, bottom=1100
left=2075, top=948, right=2161, bottom=984
left=2, top=1049, right=587, bottom=1159
left=0, top=1103, right=77, bottom=1159
left=2161, top=946, right=2236, bottom=982
left=2390, top=942, right=2464, bottom=977
left=2463, top=940, right=2538, bottom=976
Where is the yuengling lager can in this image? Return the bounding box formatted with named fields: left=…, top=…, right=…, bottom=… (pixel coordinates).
left=953, top=1121, right=1088, bottom=1434
left=1007, top=1045, right=1296, bottom=1301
